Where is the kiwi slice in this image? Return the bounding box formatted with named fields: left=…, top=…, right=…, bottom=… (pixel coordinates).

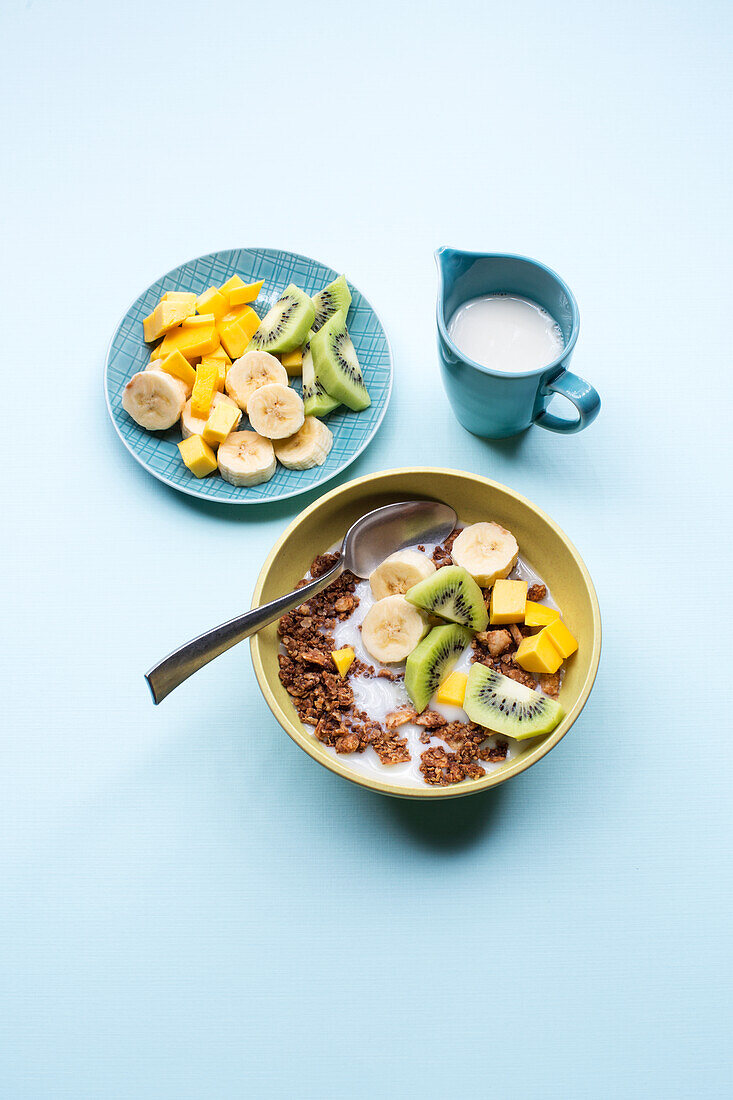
left=310, top=311, right=370, bottom=411
left=464, top=663, right=564, bottom=740
left=302, top=331, right=340, bottom=417
left=405, top=624, right=472, bottom=713
left=248, top=284, right=315, bottom=354
left=312, top=274, right=352, bottom=333
left=405, top=564, right=488, bottom=632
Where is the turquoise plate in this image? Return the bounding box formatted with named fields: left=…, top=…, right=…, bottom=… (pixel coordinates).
left=105, top=248, right=393, bottom=503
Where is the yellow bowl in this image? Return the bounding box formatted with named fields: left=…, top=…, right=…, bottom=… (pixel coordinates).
left=250, top=467, right=601, bottom=799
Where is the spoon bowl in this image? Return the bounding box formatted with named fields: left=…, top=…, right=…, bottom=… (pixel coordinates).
left=145, top=499, right=456, bottom=704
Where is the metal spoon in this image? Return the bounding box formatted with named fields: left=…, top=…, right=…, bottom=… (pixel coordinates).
left=145, top=498, right=457, bottom=704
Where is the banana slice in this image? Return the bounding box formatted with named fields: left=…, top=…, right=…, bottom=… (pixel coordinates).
left=273, top=417, right=333, bottom=470
left=181, top=392, right=241, bottom=443
left=450, top=522, right=519, bottom=587
left=361, top=595, right=429, bottom=664
left=225, top=350, right=287, bottom=412
left=369, top=549, right=436, bottom=600
left=122, top=369, right=187, bottom=430
left=247, top=382, right=305, bottom=440
left=217, top=430, right=276, bottom=487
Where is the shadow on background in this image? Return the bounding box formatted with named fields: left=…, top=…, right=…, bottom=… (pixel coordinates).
left=371, top=783, right=510, bottom=852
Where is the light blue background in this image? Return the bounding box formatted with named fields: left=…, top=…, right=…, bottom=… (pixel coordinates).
left=2, top=1, right=731, bottom=1096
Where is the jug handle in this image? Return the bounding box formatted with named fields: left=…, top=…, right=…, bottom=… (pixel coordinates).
left=535, top=369, right=601, bottom=434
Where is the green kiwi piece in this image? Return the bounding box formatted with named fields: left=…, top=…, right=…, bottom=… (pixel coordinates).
left=302, top=331, right=340, bottom=417
left=464, top=663, right=564, bottom=740
left=405, top=565, right=488, bottom=632
left=247, top=283, right=315, bottom=354
left=405, top=624, right=472, bottom=713
left=311, top=274, right=352, bottom=333
left=310, top=311, right=370, bottom=411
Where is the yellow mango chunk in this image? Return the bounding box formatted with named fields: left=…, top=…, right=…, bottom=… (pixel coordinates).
left=149, top=342, right=165, bottom=361
left=524, top=600, right=560, bottom=628
left=200, top=354, right=226, bottom=391
left=202, top=400, right=240, bottom=445
left=515, top=629, right=563, bottom=674
left=177, top=434, right=217, bottom=478
left=220, top=274, right=246, bottom=295
left=204, top=344, right=232, bottom=367
left=227, top=279, right=264, bottom=306
left=489, top=579, right=528, bottom=624
left=162, top=291, right=197, bottom=305
left=331, top=647, right=355, bottom=678
left=159, top=316, right=220, bottom=360
left=158, top=349, right=197, bottom=391
left=218, top=307, right=260, bottom=359
left=190, top=358, right=219, bottom=419
left=436, top=670, right=468, bottom=708
left=281, top=347, right=303, bottom=376
left=544, top=618, right=578, bottom=660
left=196, top=285, right=230, bottom=322
left=143, top=297, right=196, bottom=342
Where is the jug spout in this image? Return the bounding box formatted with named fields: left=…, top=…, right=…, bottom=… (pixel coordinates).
left=435, top=246, right=475, bottom=323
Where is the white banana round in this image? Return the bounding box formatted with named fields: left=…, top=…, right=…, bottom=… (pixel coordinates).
left=273, top=417, right=333, bottom=470
left=225, top=351, right=287, bottom=412
left=369, top=549, right=436, bottom=600
left=450, top=522, right=519, bottom=587
left=361, top=595, right=429, bottom=664
left=247, top=383, right=305, bottom=440
left=122, top=370, right=187, bottom=430
left=217, top=430, right=276, bottom=487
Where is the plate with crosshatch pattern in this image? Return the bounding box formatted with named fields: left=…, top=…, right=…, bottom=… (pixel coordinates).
left=105, top=248, right=393, bottom=503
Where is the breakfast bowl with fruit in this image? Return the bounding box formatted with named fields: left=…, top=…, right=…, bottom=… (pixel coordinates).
left=105, top=248, right=392, bottom=503
left=250, top=467, right=601, bottom=799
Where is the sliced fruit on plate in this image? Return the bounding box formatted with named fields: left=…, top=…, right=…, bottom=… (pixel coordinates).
left=450, top=522, right=519, bottom=587
left=122, top=369, right=187, bottom=430
left=280, top=347, right=303, bottom=377
left=463, top=663, right=564, bottom=740
left=369, top=549, right=436, bottom=600
left=181, top=391, right=241, bottom=442
left=247, top=284, right=315, bottom=354
left=311, top=274, right=352, bottom=333
left=217, top=430, right=276, bottom=487
left=273, top=416, right=333, bottom=470
left=405, top=564, right=488, bottom=632
left=225, top=350, right=287, bottom=412
left=405, top=623, right=472, bottom=713
left=247, top=382, right=305, bottom=440
left=310, top=311, right=370, bottom=411
left=361, top=594, right=429, bottom=664
left=302, top=331, right=339, bottom=417
left=177, top=434, right=218, bottom=478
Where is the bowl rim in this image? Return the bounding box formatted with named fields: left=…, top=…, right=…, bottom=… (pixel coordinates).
left=250, top=466, right=602, bottom=799
left=104, top=246, right=394, bottom=505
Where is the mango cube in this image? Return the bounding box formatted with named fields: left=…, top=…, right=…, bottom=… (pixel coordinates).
left=149, top=342, right=165, bottom=361
left=159, top=316, right=220, bottom=360
left=515, top=629, right=563, bottom=675
left=204, top=344, right=232, bottom=367
left=331, top=646, right=355, bottom=679
left=202, top=400, right=240, bottom=445
left=436, top=670, right=468, bottom=708
left=544, top=618, right=578, bottom=660
left=162, top=291, right=197, bottom=305
left=220, top=274, right=245, bottom=295
left=190, top=358, right=219, bottom=419
left=158, top=349, right=197, bottom=391
left=227, top=279, right=264, bottom=306
left=196, top=285, right=230, bottom=322
left=218, top=307, right=260, bottom=359
left=281, top=347, right=303, bottom=376
left=177, top=434, right=217, bottom=478
left=200, top=354, right=226, bottom=391
left=524, top=600, right=560, bottom=628
left=490, top=579, right=528, bottom=624
left=143, top=297, right=196, bottom=342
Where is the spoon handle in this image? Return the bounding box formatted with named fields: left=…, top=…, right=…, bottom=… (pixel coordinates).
left=145, top=556, right=345, bottom=704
